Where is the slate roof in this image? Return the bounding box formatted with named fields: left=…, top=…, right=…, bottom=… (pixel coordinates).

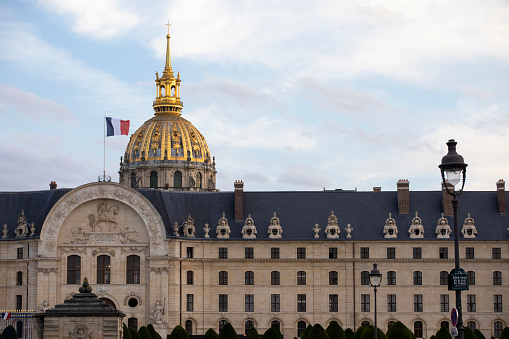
left=0, top=187, right=507, bottom=241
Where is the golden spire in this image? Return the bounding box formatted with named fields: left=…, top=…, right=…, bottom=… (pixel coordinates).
left=165, top=21, right=172, bottom=73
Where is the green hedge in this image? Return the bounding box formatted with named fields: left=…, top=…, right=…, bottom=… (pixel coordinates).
left=218, top=323, right=237, bottom=339
left=326, top=321, right=346, bottom=339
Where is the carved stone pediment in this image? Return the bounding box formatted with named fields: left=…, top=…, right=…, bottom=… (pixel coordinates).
left=216, top=212, right=231, bottom=239
left=325, top=211, right=340, bottom=239
left=435, top=213, right=452, bottom=238
left=241, top=215, right=257, bottom=239
left=268, top=212, right=283, bottom=239
left=408, top=211, right=424, bottom=238
left=383, top=213, right=398, bottom=238
left=461, top=213, right=477, bottom=238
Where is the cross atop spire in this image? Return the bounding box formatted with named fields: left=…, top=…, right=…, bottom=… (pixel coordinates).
left=164, top=21, right=172, bottom=72
left=165, top=20, right=171, bottom=35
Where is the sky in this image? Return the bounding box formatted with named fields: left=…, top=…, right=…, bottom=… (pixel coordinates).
left=1, top=0, right=508, bottom=193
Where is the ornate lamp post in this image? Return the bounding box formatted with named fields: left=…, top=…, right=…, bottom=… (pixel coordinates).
left=369, top=263, right=382, bottom=339
left=439, top=139, right=468, bottom=339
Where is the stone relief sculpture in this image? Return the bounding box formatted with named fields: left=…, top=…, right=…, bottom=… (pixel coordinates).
left=313, top=224, right=321, bottom=238
left=216, top=212, right=231, bottom=239
left=241, top=214, right=257, bottom=239
left=203, top=223, right=210, bottom=238
left=68, top=324, right=92, bottom=339
left=408, top=211, right=424, bottom=238
left=383, top=213, right=398, bottom=238
left=345, top=224, right=353, bottom=238
left=15, top=210, right=31, bottom=238
left=88, top=201, right=119, bottom=232
left=183, top=214, right=196, bottom=238
left=70, top=226, right=91, bottom=244
left=38, top=300, right=49, bottom=313
left=461, top=213, right=477, bottom=238
left=268, top=212, right=283, bottom=239
left=149, top=300, right=165, bottom=325
left=435, top=213, right=452, bottom=238
left=119, top=227, right=138, bottom=244
left=325, top=211, right=340, bottom=239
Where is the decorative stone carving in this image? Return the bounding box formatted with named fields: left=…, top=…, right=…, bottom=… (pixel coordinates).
left=61, top=247, right=87, bottom=255
left=3, top=224, right=8, bottom=238
left=241, top=214, right=257, bottom=239
left=92, top=246, right=115, bottom=257
left=325, top=211, right=340, bottom=239
left=408, top=211, right=424, bottom=238
left=30, top=222, right=36, bottom=236
left=435, top=213, right=452, bottom=238
left=216, top=212, right=231, bottom=239
left=313, top=224, right=321, bottom=238
left=65, top=292, right=76, bottom=300
left=461, top=213, right=477, bottom=238
left=345, top=224, right=353, bottom=238
left=119, top=227, right=139, bottom=244
left=68, top=324, right=92, bottom=339
left=268, top=212, right=283, bottom=239
left=173, top=221, right=179, bottom=236
left=96, top=286, right=110, bottom=297
left=183, top=214, right=196, bottom=238
left=120, top=247, right=145, bottom=254
left=38, top=300, right=50, bottom=313
left=70, top=226, right=90, bottom=244
left=203, top=223, right=210, bottom=238
left=88, top=201, right=119, bottom=232
left=383, top=213, right=398, bottom=238
left=124, top=291, right=142, bottom=306
left=149, top=300, right=165, bottom=325
left=37, top=267, right=58, bottom=274
left=15, top=210, right=31, bottom=238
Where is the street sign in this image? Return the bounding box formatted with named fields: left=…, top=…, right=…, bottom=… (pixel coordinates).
left=451, top=308, right=458, bottom=326
left=448, top=268, right=469, bottom=291
left=451, top=327, right=458, bottom=337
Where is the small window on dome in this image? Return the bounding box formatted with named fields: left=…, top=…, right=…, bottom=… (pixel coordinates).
left=161, top=86, right=166, bottom=97
left=171, top=86, right=176, bottom=97
left=150, top=171, right=158, bottom=188
left=174, top=171, right=182, bottom=188
left=131, top=173, right=137, bottom=188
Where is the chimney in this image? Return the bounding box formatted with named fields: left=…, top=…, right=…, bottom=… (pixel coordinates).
left=441, top=181, right=454, bottom=216
left=49, top=181, right=57, bottom=190
left=373, top=187, right=381, bottom=192
left=234, top=180, right=244, bottom=222
left=397, top=179, right=410, bottom=214
left=497, top=179, right=506, bottom=214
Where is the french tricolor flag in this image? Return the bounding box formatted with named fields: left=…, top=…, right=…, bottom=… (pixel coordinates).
left=2, top=312, right=10, bottom=320
left=106, top=117, right=130, bottom=137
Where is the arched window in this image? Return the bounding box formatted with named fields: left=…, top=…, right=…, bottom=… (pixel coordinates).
left=413, top=271, right=422, bottom=285
left=219, top=320, right=228, bottom=332
left=245, top=271, right=254, bottom=285
left=97, top=255, right=111, bottom=284
left=219, top=271, right=228, bottom=285
left=131, top=173, right=137, bottom=188
left=174, top=171, right=182, bottom=188
left=467, top=321, right=476, bottom=330
left=467, top=271, right=475, bottom=285
left=150, top=171, right=158, bottom=188
left=440, top=271, right=448, bottom=285
left=361, top=321, right=371, bottom=327
left=128, top=317, right=138, bottom=331
left=196, top=173, right=202, bottom=188
left=388, top=321, right=395, bottom=329
left=126, top=255, right=140, bottom=284
left=493, top=271, right=502, bottom=285
left=441, top=321, right=449, bottom=329
left=297, top=321, right=307, bottom=337
left=361, top=271, right=370, bottom=285
left=494, top=321, right=503, bottom=338
left=414, top=321, right=423, bottom=338
left=297, top=271, right=306, bottom=285
left=387, top=271, right=396, bottom=285
left=187, top=271, right=194, bottom=285
left=16, top=271, right=22, bottom=285
left=67, top=255, right=81, bottom=284
left=329, top=271, right=338, bottom=285
left=185, top=320, right=193, bottom=335
left=245, top=320, right=254, bottom=335
left=171, top=86, right=176, bottom=97
left=161, top=86, right=166, bottom=97
left=271, top=320, right=281, bottom=332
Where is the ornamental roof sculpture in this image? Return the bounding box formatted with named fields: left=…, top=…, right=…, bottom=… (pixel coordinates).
left=383, top=213, right=398, bottom=238
left=409, top=211, right=424, bottom=238
left=435, top=213, right=452, bottom=238
left=345, top=224, right=353, bottom=238
left=462, top=213, right=477, bottom=238
left=325, top=211, right=340, bottom=239
left=216, top=212, right=231, bottom=239
left=313, top=223, right=321, bottom=238
left=268, top=212, right=283, bottom=239
left=241, top=214, right=257, bottom=239
left=14, top=209, right=32, bottom=238
left=183, top=214, right=196, bottom=238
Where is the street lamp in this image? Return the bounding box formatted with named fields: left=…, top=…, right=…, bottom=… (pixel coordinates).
left=369, top=263, right=382, bottom=339
left=439, top=139, right=468, bottom=339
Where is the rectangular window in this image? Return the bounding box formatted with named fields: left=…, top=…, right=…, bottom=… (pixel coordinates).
left=187, top=271, right=194, bottom=285
left=297, top=271, right=306, bottom=285
left=439, top=247, right=448, bottom=259
left=16, top=295, right=22, bottom=310
left=271, top=248, right=280, bottom=259
left=219, top=271, right=228, bottom=285
left=414, top=294, right=423, bottom=312
left=245, top=294, right=254, bottom=312
left=361, top=294, right=370, bottom=312
left=492, top=247, right=501, bottom=259
left=468, top=271, right=475, bottom=285
left=17, top=248, right=23, bottom=259
left=467, top=295, right=476, bottom=312
left=413, top=247, right=422, bottom=259
left=219, top=248, right=228, bottom=259
left=360, top=247, right=369, bottom=259
left=245, top=247, right=254, bottom=259
left=271, top=294, right=280, bottom=312
left=329, top=247, right=338, bottom=259
left=329, top=271, right=338, bottom=285
left=297, top=247, right=306, bottom=259
left=493, top=271, right=502, bottom=285
left=387, top=247, right=395, bottom=259
left=187, top=294, right=194, bottom=312
left=387, top=271, right=396, bottom=285
left=466, top=247, right=475, bottom=259
left=329, top=294, right=338, bottom=312
left=219, top=294, right=228, bottom=312
left=245, top=271, right=254, bottom=285
left=16, top=271, right=22, bottom=286
left=440, top=295, right=449, bottom=312
left=186, top=247, right=194, bottom=258
left=494, top=295, right=503, bottom=312
left=387, top=294, right=396, bottom=312
left=297, top=294, right=306, bottom=312
left=440, top=271, right=448, bottom=285
left=271, top=271, right=280, bottom=285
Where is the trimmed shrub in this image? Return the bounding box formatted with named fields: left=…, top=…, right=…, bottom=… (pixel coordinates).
left=386, top=321, right=413, bottom=339
left=247, top=327, right=260, bottom=339
left=464, top=327, right=478, bottom=339
left=204, top=328, right=219, bottom=339
left=502, top=327, right=509, bottom=339
left=147, top=324, right=162, bottom=339
left=129, top=328, right=142, bottom=339
left=430, top=336, right=436, bottom=339
left=436, top=326, right=452, bottom=339
left=345, top=329, right=354, bottom=339
left=123, top=324, right=133, bottom=339
left=264, top=327, right=282, bottom=339
left=218, top=323, right=237, bottom=339
left=326, top=321, right=346, bottom=339
left=353, top=326, right=365, bottom=339
left=170, top=325, right=189, bottom=339
left=271, top=324, right=282, bottom=338
left=302, top=325, right=313, bottom=339
left=359, top=326, right=387, bottom=339
left=473, top=330, right=486, bottom=339
left=308, top=324, right=329, bottom=339
left=139, top=326, right=154, bottom=339
left=1, top=326, right=17, bottom=339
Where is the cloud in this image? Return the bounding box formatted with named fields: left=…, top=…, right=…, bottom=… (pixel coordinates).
left=277, top=165, right=332, bottom=189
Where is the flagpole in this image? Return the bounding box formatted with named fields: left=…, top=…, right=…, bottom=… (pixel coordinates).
left=103, top=116, right=106, bottom=181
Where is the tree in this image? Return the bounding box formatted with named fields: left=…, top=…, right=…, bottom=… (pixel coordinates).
left=301, top=325, right=313, bottom=339
left=170, top=325, right=190, bottom=339
left=264, top=327, right=282, bottom=339
left=473, top=329, right=486, bottom=339
left=247, top=327, right=261, bottom=339
left=502, top=327, right=509, bottom=339
left=139, top=326, right=154, bottom=339
left=430, top=336, right=436, bottom=339
left=386, top=321, right=413, bottom=339
left=271, top=324, right=282, bottom=338
left=436, top=326, right=452, bottom=339
left=204, top=328, right=219, bottom=339
left=147, top=324, right=162, bottom=339
left=359, top=326, right=387, bottom=339
left=353, top=326, right=365, bottom=339
left=308, top=324, right=329, bottom=339
left=129, top=328, right=142, bottom=339
left=123, top=324, right=133, bottom=339
left=218, top=323, right=237, bottom=339
left=464, top=327, right=478, bottom=339
left=345, top=329, right=354, bottom=339
left=326, top=321, right=346, bottom=339
left=1, top=326, right=17, bottom=339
